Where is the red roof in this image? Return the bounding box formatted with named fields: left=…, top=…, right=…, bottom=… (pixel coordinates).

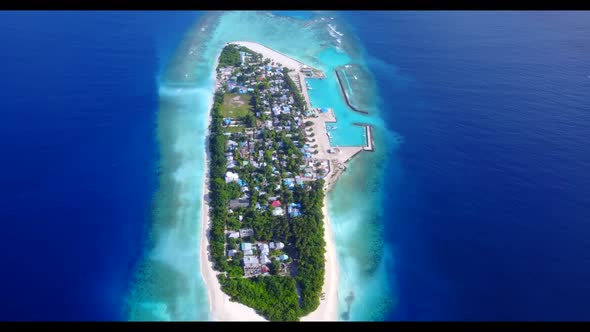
left=271, top=200, right=282, bottom=207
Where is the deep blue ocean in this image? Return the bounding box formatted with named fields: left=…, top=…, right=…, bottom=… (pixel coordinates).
left=0, top=11, right=589, bottom=321
left=0, top=11, right=199, bottom=320
left=345, top=11, right=590, bottom=320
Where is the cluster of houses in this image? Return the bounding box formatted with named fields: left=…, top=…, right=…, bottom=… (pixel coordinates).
left=226, top=228, right=290, bottom=277
left=217, top=45, right=332, bottom=277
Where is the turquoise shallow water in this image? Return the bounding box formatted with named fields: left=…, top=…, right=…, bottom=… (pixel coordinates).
left=126, top=11, right=396, bottom=321
left=306, top=75, right=367, bottom=147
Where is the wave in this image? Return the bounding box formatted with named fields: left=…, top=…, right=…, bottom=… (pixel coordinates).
left=158, top=84, right=208, bottom=97
left=328, top=23, right=344, bottom=37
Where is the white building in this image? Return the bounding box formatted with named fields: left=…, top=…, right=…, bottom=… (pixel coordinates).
left=225, top=171, right=239, bottom=183
left=272, top=207, right=284, bottom=216
left=259, top=243, right=270, bottom=256
left=239, top=228, right=254, bottom=238
left=243, top=255, right=259, bottom=267
left=241, top=242, right=253, bottom=251
left=260, top=255, right=271, bottom=265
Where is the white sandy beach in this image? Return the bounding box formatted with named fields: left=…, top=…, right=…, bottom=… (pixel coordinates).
left=199, top=146, right=266, bottom=321
left=300, top=197, right=339, bottom=321
left=200, top=83, right=265, bottom=321
left=199, top=41, right=339, bottom=322
left=199, top=53, right=265, bottom=322
left=233, top=41, right=305, bottom=72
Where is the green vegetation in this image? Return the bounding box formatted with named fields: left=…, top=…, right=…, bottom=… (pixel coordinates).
left=291, top=179, right=325, bottom=315
left=224, top=125, right=246, bottom=133
left=217, top=43, right=250, bottom=69
left=220, top=93, right=252, bottom=118
left=207, top=45, right=327, bottom=321
left=219, top=275, right=300, bottom=321
left=283, top=68, right=307, bottom=111
left=209, top=90, right=230, bottom=272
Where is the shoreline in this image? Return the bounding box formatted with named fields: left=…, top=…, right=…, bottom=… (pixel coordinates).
left=300, top=195, right=339, bottom=321
left=199, top=54, right=266, bottom=321
left=233, top=41, right=340, bottom=321
left=201, top=41, right=346, bottom=321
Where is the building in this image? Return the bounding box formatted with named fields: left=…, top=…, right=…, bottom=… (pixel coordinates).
left=279, top=254, right=289, bottom=261
left=227, top=249, right=237, bottom=257
left=241, top=242, right=253, bottom=251
left=261, top=265, right=270, bottom=274
left=260, top=255, right=271, bottom=265
left=239, top=228, right=254, bottom=238
left=259, top=243, right=270, bottom=256
left=227, top=139, right=238, bottom=149
left=276, top=242, right=285, bottom=250
left=271, top=200, right=282, bottom=207
left=295, top=176, right=305, bottom=186
left=220, top=67, right=233, bottom=78
left=288, top=205, right=301, bottom=217
left=240, top=51, right=246, bottom=65
left=283, top=178, right=295, bottom=188
left=243, top=255, right=259, bottom=267
left=228, top=231, right=240, bottom=239
left=229, top=199, right=249, bottom=209
left=272, top=207, right=284, bottom=216
left=225, top=171, right=239, bottom=183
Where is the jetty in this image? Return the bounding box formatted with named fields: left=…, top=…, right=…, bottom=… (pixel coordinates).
left=231, top=42, right=374, bottom=193
left=335, top=69, right=369, bottom=115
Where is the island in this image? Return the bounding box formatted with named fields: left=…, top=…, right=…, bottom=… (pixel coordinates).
left=201, top=42, right=373, bottom=321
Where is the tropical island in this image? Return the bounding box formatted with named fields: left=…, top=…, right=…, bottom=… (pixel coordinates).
left=201, top=42, right=373, bottom=321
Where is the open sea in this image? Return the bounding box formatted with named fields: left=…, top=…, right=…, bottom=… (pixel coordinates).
left=0, top=11, right=199, bottom=320
left=346, top=11, right=590, bottom=320
left=0, top=10, right=588, bottom=321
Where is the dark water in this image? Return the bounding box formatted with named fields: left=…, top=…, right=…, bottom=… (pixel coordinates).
left=0, top=11, right=197, bottom=320
left=346, top=11, right=590, bottom=320
left=1, top=10, right=589, bottom=321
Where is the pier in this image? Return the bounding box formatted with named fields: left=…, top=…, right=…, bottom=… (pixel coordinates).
left=232, top=41, right=375, bottom=192
left=352, top=122, right=375, bottom=152
left=335, top=69, right=369, bottom=115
